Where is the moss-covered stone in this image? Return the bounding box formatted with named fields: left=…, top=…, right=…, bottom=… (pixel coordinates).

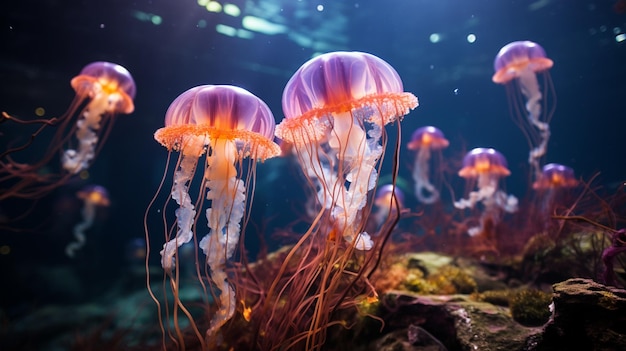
left=471, top=289, right=515, bottom=307
left=509, top=289, right=552, bottom=326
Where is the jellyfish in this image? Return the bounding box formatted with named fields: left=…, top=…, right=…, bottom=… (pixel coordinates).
left=148, top=85, right=280, bottom=343
left=492, top=41, right=554, bottom=181
left=407, top=126, right=449, bottom=204
left=372, top=184, right=405, bottom=229
left=65, top=185, right=110, bottom=258
left=124, top=237, right=147, bottom=274
left=242, top=51, right=417, bottom=350
left=1, top=61, right=136, bottom=200
left=275, top=51, right=418, bottom=250
left=532, top=163, right=578, bottom=219
left=454, top=148, right=518, bottom=237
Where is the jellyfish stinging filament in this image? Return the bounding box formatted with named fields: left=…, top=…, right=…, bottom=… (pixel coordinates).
left=0, top=62, right=135, bottom=200
left=407, top=126, right=449, bottom=204
left=276, top=51, right=418, bottom=249
left=454, top=148, right=518, bottom=237
left=149, top=85, right=280, bottom=343
left=493, top=41, right=554, bottom=181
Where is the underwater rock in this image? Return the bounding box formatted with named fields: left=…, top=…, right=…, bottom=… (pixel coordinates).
left=377, top=252, right=510, bottom=295
left=533, top=278, right=626, bottom=350
left=372, top=291, right=542, bottom=351
left=371, top=326, right=448, bottom=351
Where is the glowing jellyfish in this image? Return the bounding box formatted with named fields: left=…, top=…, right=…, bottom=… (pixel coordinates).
left=276, top=51, right=418, bottom=250
left=532, top=163, right=578, bottom=217
left=65, top=185, right=110, bottom=258
left=149, top=85, right=280, bottom=342
left=454, top=148, right=518, bottom=236
left=492, top=41, right=554, bottom=181
left=373, top=184, right=405, bottom=229
left=0, top=61, right=135, bottom=200
left=407, top=126, right=449, bottom=204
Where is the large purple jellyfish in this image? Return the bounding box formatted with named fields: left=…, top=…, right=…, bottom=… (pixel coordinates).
left=276, top=51, right=418, bottom=250
left=150, top=85, right=280, bottom=342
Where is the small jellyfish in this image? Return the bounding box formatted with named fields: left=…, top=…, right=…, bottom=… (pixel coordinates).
left=372, top=184, right=405, bottom=229
left=125, top=237, right=148, bottom=276
left=492, top=41, right=554, bottom=181
left=407, top=126, right=449, bottom=204
left=532, top=163, right=579, bottom=218
left=61, top=62, right=136, bottom=173
left=276, top=51, right=418, bottom=250
left=454, top=148, right=518, bottom=237
left=149, top=85, right=280, bottom=341
left=1, top=62, right=136, bottom=200
left=65, top=185, right=110, bottom=258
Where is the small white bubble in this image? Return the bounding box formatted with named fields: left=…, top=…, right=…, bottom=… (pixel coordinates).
left=100, top=23, right=105, bottom=29
left=453, top=88, right=460, bottom=95
left=317, top=4, right=324, bottom=11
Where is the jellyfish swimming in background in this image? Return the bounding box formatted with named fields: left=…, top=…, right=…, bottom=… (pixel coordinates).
left=372, top=183, right=405, bottom=229
left=407, top=126, right=449, bottom=204
left=454, top=148, right=518, bottom=237
left=492, top=41, right=554, bottom=181
left=0, top=61, right=136, bottom=200
left=65, top=185, right=110, bottom=258
left=147, top=85, right=280, bottom=345
left=276, top=51, right=418, bottom=250
left=532, top=163, right=578, bottom=191
left=532, top=163, right=579, bottom=219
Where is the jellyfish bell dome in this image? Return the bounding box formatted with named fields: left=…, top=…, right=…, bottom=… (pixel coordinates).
left=164, top=85, right=275, bottom=138
left=77, top=184, right=110, bottom=206
left=375, top=184, right=405, bottom=208
left=407, top=126, right=449, bottom=151
left=492, top=41, right=554, bottom=84
left=71, top=61, right=136, bottom=114
left=155, top=85, right=280, bottom=160
left=281, top=51, right=407, bottom=120
left=458, top=147, right=511, bottom=178
left=533, top=163, right=578, bottom=190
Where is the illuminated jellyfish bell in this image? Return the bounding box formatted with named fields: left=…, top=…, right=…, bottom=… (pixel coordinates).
left=276, top=51, right=418, bottom=250
left=454, top=147, right=518, bottom=236
left=65, top=184, right=110, bottom=258
left=151, top=85, right=280, bottom=341
left=373, top=184, right=405, bottom=228
left=532, top=163, right=578, bottom=190
left=532, top=163, right=578, bottom=217
left=492, top=41, right=554, bottom=181
left=407, top=126, right=449, bottom=204
left=63, top=61, right=136, bottom=174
